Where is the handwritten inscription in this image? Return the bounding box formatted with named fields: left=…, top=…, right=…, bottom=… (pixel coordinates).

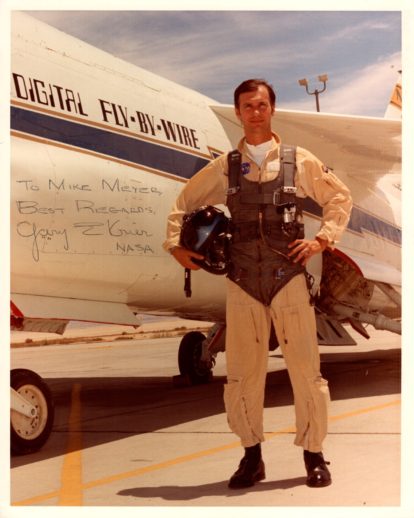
left=116, top=243, right=155, bottom=255
left=101, top=178, right=162, bottom=195
left=14, top=173, right=163, bottom=260
left=73, top=219, right=153, bottom=238
left=17, top=219, right=156, bottom=261
left=48, top=179, right=92, bottom=191
left=75, top=200, right=155, bottom=215
left=16, top=200, right=156, bottom=217
left=16, top=180, right=40, bottom=191
left=16, top=201, right=65, bottom=215
left=16, top=221, right=70, bottom=262
left=16, top=177, right=163, bottom=196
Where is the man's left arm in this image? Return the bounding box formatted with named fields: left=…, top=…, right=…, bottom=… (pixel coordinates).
left=288, top=148, right=353, bottom=265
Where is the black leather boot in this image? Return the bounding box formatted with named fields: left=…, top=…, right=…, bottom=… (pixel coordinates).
left=304, top=450, right=332, bottom=488
left=228, top=444, right=265, bottom=489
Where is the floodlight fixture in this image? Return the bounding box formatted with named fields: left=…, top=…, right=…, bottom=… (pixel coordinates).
left=298, top=74, right=328, bottom=112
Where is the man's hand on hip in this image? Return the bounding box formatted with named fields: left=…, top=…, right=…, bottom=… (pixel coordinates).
left=287, top=237, right=328, bottom=266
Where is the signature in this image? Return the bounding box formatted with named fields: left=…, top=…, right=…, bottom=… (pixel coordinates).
left=16, top=221, right=69, bottom=262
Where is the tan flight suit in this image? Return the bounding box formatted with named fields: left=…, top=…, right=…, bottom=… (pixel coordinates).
left=164, top=134, right=352, bottom=452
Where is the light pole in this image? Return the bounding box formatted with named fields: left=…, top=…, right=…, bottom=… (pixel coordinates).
left=298, top=74, right=328, bottom=112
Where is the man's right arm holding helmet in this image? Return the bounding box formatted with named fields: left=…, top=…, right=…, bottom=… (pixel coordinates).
left=163, top=154, right=228, bottom=270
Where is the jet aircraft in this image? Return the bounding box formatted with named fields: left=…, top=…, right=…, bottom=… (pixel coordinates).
left=10, top=12, right=401, bottom=454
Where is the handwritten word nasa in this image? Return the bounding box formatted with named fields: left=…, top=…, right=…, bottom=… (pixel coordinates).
left=116, top=242, right=155, bottom=255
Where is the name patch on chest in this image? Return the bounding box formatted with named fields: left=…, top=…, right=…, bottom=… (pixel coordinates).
left=266, top=160, right=280, bottom=172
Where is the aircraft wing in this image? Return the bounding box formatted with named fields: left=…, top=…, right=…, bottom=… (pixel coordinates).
left=210, top=104, right=401, bottom=177
left=11, top=295, right=141, bottom=334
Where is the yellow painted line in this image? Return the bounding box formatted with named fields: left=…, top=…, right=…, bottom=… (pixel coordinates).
left=13, top=489, right=61, bottom=506
left=83, top=440, right=243, bottom=490
left=58, top=383, right=83, bottom=506
left=328, top=399, right=400, bottom=422
left=13, top=398, right=400, bottom=506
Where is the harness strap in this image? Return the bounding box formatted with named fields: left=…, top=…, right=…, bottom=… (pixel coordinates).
left=227, top=150, right=242, bottom=195
left=184, top=268, right=192, bottom=297
left=281, top=145, right=296, bottom=187
left=279, top=144, right=297, bottom=204
left=240, top=192, right=282, bottom=205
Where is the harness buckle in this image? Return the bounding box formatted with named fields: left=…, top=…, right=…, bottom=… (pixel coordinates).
left=226, top=186, right=240, bottom=196
left=272, top=190, right=281, bottom=205
left=281, top=186, right=297, bottom=194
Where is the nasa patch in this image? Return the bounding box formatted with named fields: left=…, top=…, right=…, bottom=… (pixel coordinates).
left=241, top=162, right=251, bottom=175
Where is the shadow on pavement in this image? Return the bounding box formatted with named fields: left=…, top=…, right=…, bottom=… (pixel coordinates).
left=11, top=347, right=400, bottom=468
left=117, top=476, right=305, bottom=502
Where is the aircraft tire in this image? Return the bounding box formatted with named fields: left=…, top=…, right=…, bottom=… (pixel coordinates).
left=10, top=368, right=54, bottom=455
left=178, top=331, right=212, bottom=385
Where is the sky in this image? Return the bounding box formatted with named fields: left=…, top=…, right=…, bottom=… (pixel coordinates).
left=22, top=8, right=403, bottom=118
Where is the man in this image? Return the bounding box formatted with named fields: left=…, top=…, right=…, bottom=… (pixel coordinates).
left=164, top=79, right=352, bottom=489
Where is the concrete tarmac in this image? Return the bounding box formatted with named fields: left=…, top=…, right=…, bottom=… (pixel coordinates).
left=8, top=322, right=410, bottom=515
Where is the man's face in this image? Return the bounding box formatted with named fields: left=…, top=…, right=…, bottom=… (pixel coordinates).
left=235, top=85, right=275, bottom=134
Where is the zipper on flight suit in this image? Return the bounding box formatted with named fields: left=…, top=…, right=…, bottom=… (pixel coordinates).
left=257, top=164, right=265, bottom=303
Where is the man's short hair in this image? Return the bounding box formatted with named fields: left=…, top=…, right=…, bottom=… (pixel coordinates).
left=234, top=79, right=276, bottom=109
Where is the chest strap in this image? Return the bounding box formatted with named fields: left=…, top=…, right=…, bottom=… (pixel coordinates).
left=279, top=144, right=297, bottom=203
left=227, top=149, right=242, bottom=195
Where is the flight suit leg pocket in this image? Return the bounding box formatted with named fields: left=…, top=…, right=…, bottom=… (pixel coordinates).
left=277, top=302, right=319, bottom=376
left=223, top=377, right=264, bottom=446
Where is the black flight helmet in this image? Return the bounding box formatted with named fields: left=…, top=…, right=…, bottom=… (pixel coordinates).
left=180, top=205, right=231, bottom=275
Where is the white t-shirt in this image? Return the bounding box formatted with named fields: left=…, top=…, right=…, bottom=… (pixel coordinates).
left=246, top=139, right=273, bottom=167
